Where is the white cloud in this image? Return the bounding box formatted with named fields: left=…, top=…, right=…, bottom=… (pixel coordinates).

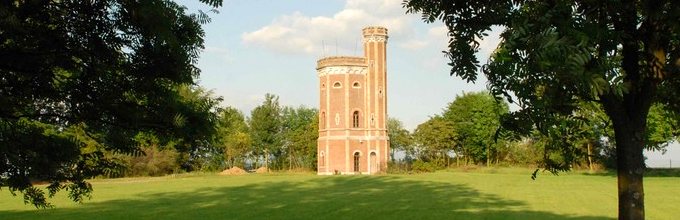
left=240, top=0, right=503, bottom=68
left=241, top=0, right=420, bottom=56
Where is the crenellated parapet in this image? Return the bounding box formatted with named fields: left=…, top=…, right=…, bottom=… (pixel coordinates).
left=316, top=56, right=366, bottom=70
left=362, top=26, right=388, bottom=43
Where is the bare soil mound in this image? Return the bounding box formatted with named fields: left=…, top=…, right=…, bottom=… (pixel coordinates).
left=219, top=167, right=248, bottom=175
left=254, top=167, right=268, bottom=173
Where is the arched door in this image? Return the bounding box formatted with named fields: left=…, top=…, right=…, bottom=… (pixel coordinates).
left=353, top=152, right=360, bottom=173
left=370, top=152, right=377, bottom=174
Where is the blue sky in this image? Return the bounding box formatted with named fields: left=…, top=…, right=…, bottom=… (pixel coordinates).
left=176, top=0, right=678, bottom=167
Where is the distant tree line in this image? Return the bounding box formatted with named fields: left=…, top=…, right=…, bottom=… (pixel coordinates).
left=119, top=93, right=319, bottom=176
left=208, top=93, right=319, bottom=172
left=388, top=91, right=677, bottom=174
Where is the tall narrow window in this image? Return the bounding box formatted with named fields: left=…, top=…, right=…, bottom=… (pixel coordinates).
left=354, top=152, right=360, bottom=172
left=320, top=151, right=325, bottom=167
left=352, top=111, right=359, bottom=128
left=321, top=112, right=326, bottom=129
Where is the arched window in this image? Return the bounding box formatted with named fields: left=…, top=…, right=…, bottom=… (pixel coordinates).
left=352, top=111, right=359, bottom=128
left=333, top=82, right=341, bottom=88
left=321, top=83, right=326, bottom=90
left=321, top=112, right=326, bottom=129
left=354, top=152, right=360, bottom=172
left=352, top=82, right=361, bottom=88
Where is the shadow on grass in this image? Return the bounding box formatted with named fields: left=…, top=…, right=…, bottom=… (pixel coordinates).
left=0, top=175, right=614, bottom=220
left=580, top=168, right=680, bottom=177
left=644, top=168, right=680, bottom=177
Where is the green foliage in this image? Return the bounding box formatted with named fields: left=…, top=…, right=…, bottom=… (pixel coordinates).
left=413, top=116, right=456, bottom=163
left=0, top=0, right=223, bottom=207
left=387, top=117, right=413, bottom=161
left=645, top=104, right=678, bottom=151
left=443, top=91, right=509, bottom=165
left=385, top=161, right=411, bottom=174
left=280, top=106, right=319, bottom=171
left=117, top=145, right=180, bottom=177
left=0, top=119, right=108, bottom=208
left=503, top=139, right=543, bottom=166
left=249, top=94, right=283, bottom=169
left=246, top=94, right=319, bottom=171
left=410, top=160, right=437, bottom=173
left=214, top=107, right=250, bottom=170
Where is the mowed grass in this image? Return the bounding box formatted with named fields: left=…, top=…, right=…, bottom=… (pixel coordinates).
left=0, top=168, right=677, bottom=220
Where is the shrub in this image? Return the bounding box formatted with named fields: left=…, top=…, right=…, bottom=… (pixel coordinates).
left=118, top=146, right=180, bottom=177
left=411, top=160, right=436, bottom=173
left=386, top=161, right=410, bottom=174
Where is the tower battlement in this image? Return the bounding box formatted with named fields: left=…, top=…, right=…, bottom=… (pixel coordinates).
left=362, top=26, right=388, bottom=43
left=316, top=56, right=366, bottom=70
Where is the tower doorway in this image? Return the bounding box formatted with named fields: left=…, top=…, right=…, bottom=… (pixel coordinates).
left=370, top=152, right=377, bottom=174
left=354, top=152, right=360, bottom=172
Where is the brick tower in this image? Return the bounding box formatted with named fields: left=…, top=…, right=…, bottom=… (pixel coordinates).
left=317, top=27, right=390, bottom=175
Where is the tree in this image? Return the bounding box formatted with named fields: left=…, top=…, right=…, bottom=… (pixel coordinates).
left=116, top=132, right=181, bottom=177
left=281, top=106, right=318, bottom=171
left=216, top=107, right=250, bottom=169
left=443, top=91, right=509, bottom=166
left=0, top=0, right=223, bottom=208
left=404, top=1, right=680, bottom=219
left=387, top=117, right=413, bottom=161
left=174, top=84, right=223, bottom=171
left=413, top=116, right=456, bottom=167
left=249, top=94, right=283, bottom=171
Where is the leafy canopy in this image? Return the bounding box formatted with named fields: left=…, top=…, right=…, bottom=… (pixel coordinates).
left=0, top=0, right=222, bottom=208
left=443, top=91, right=508, bottom=164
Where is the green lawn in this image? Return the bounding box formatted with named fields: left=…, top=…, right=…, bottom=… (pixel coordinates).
left=1, top=168, right=677, bottom=220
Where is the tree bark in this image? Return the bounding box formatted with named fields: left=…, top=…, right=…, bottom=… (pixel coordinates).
left=600, top=37, right=654, bottom=220
left=455, top=150, right=459, bottom=167
left=609, top=114, right=646, bottom=220
left=587, top=141, right=593, bottom=173
left=601, top=83, right=650, bottom=220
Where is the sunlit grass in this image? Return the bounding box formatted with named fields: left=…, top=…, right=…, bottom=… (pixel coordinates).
left=1, top=168, right=677, bottom=220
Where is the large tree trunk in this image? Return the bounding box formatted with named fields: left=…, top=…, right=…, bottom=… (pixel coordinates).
left=601, top=83, right=651, bottom=220
left=609, top=115, right=646, bottom=220
left=600, top=39, right=654, bottom=219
